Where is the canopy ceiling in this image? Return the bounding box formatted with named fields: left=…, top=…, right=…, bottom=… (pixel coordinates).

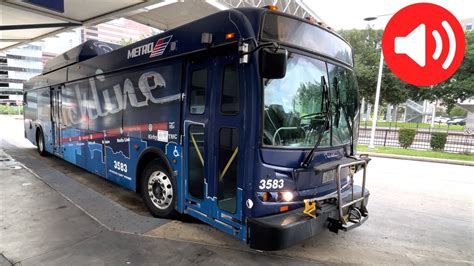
left=0, top=0, right=314, bottom=52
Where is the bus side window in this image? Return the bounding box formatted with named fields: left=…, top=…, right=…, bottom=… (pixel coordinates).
left=220, top=64, right=240, bottom=114
left=189, top=68, right=207, bottom=114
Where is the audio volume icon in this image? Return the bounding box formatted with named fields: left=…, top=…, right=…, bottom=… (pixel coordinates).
left=382, top=3, right=465, bottom=86
left=394, top=24, right=426, bottom=67
left=394, top=21, right=457, bottom=69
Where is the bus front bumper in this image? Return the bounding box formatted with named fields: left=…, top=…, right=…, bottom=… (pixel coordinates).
left=247, top=185, right=369, bottom=251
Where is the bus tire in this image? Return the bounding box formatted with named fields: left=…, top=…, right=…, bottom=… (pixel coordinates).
left=36, top=129, right=48, bottom=156
left=141, top=160, right=178, bottom=218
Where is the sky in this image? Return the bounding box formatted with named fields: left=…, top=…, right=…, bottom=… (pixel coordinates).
left=304, top=0, right=474, bottom=30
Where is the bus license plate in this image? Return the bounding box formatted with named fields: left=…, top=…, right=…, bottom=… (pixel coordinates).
left=322, top=170, right=335, bottom=184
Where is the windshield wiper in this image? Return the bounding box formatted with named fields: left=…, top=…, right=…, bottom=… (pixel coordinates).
left=333, top=77, right=341, bottom=128
left=333, top=77, right=354, bottom=155
left=300, top=76, right=331, bottom=168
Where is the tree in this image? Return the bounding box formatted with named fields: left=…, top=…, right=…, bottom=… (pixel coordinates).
left=449, top=106, right=467, bottom=117
left=340, top=29, right=412, bottom=106
left=294, top=82, right=322, bottom=115
left=340, top=29, right=381, bottom=103
left=118, top=37, right=136, bottom=46
left=340, top=30, right=474, bottom=108
left=431, top=31, right=474, bottom=108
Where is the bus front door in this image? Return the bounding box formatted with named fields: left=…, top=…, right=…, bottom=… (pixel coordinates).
left=51, top=86, right=63, bottom=156
left=183, top=53, right=244, bottom=238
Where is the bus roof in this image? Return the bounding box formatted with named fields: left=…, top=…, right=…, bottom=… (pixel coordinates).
left=25, top=8, right=264, bottom=91
left=24, top=7, right=353, bottom=91
left=42, top=40, right=122, bottom=74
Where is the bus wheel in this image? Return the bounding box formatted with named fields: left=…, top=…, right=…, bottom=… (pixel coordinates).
left=36, top=129, right=47, bottom=156
left=141, top=160, right=177, bottom=218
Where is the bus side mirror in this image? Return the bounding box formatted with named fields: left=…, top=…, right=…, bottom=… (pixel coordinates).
left=260, top=48, right=287, bottom=79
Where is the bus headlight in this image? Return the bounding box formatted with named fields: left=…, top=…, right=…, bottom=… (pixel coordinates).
left=278, top=191, right=294, bottom=202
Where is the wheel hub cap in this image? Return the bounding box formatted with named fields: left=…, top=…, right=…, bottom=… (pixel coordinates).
left=147, top=171, right=173, bottom=210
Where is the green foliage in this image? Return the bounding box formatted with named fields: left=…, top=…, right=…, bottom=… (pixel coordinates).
left=340, top=29, right=380, bottom=103
left=430, top=31, right=474, bottom=106
left=294, top=82, right=323, bottom=115
left=340, top=29, right=412, bottom=106
left=448, top=106, right=467, bottom=117
left=430, top=132, right=448, bottom=151
left=374, top=121, right=464, bottom=131
left=118, top=38, right=136, bottom=46
left=340, top=30, right=474, bottom=106
left=398, top=128, right=416, bottom=149
left=0, top=104, right=23, bottom=115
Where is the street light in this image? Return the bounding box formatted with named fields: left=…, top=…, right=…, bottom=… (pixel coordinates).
left=363, top=14, right=392, bottom=149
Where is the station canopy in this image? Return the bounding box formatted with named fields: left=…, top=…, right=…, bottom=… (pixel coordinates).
left=0, top=0, right=317, bottom=52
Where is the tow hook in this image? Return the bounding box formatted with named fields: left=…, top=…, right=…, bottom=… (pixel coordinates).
left=327, top=217, right=344, bottom=233
left=328, top=206, right=369, bottom=234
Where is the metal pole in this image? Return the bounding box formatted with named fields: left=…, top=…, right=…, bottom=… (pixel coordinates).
left=368, top=51, right=384, bottom=149
left=430, top=90, right=436, bottom=129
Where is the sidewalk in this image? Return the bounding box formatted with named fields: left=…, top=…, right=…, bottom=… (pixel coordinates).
left=0, top=149, right=312, bottom=265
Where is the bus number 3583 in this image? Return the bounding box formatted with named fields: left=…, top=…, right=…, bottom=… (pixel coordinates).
left=259, top=179, right=284, bottom=190
left=113, top=160, right=128, bottom=173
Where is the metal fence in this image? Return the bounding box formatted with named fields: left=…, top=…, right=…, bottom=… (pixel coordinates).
left=358, top=126, right=474, bottom=154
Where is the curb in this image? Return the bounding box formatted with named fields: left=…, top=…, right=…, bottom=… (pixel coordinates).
left=359, top=151, right=474, bottom=166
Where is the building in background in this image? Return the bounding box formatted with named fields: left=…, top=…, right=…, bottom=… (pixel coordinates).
left=461, top=18, right=473, bottom=31
left=82, top=18, right=156, bottom=45
left=0, top=44, right=43, bottom=104
left=0, top=2, right=314, bottom=105
left=41, top=29, right=83, bottom=63
left=0, top=19, right=153, bottom=105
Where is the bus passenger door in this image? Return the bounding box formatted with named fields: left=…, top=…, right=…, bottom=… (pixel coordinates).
left=210, top=54, right=244, bottom=230
left=183, top=59, right=212, bottom=217
left=51, top=86, right=63, bottom=156
left=183, top=53, right=244, bottom=237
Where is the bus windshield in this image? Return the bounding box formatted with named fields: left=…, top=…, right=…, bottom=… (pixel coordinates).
left=263, top=53, right=358, bottom=148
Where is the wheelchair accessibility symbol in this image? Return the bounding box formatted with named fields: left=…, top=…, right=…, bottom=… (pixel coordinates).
left=173, top=146, right=180, bottom=157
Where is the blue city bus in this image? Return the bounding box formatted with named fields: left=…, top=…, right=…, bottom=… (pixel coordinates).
left=24, top=6, right=370, bottom=250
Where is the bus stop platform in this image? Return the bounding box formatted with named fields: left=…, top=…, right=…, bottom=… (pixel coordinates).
left=0, top=147, right=313, bottom=265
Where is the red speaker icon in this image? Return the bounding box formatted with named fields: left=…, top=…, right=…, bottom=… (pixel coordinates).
left=382, top=3, right=465, bottom=86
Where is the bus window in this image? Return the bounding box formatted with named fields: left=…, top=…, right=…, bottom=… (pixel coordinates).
left=189, top=69, right=207, bottom=114
left=188, top=124, right=205, bottom=199
left=217, top=127, right=239, bottom=213
left=327, top=64, right=359, bottom=146
left=220, top=64, right=240, bottom=114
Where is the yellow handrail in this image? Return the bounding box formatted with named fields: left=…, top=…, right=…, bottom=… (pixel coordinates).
left=219, top=147, right=238, bottom=181
left=190, top=132, right=204, bottom=167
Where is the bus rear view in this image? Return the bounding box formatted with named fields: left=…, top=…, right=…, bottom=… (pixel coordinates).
left=23, top=6, right=370, bottom=251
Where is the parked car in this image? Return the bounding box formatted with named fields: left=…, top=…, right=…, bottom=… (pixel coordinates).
left=447, top=117, right=466, bottom=125
left=434, top=116, right=450, bottom=123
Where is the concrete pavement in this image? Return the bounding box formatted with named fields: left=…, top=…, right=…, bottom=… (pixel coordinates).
left=0, top=150, right=314, bottom=265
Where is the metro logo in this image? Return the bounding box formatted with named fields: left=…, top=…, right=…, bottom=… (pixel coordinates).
left=150, top=35, right=173, bottom=58
left=127, top=42, right=153, bottom=59
left=126, top=35, right=173, bottom=59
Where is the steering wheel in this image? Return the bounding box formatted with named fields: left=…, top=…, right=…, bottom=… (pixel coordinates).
left=300, top=112, right=326, bottom=120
